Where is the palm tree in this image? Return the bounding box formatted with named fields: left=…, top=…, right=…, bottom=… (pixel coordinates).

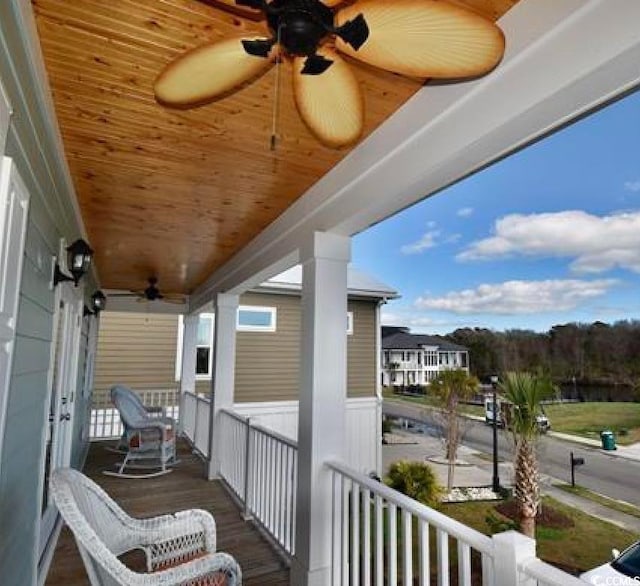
left=499, top=371, right=553, bottom=538
left=430, top=369, right=479, bottom=491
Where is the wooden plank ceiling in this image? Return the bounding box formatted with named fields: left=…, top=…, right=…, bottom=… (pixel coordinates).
left=33, top=0, right=518, bottom=294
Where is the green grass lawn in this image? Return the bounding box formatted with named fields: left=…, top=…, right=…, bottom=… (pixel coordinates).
left=443, top=496, right=639, bottom=574
left=544, top=402, right=640, bottom=445
left=554, top=483, right=640, bottom=520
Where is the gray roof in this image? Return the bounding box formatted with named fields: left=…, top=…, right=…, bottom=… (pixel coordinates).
left=382, top=330, right=468, bottom=352
left=256, top=265, right=399, bottom=300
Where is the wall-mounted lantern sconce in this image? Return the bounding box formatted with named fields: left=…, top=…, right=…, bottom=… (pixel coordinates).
left=91, top=290, right=106, bottom=313
left=54, top=239, right=94, bottom=286
left=84, top=290, right=107, bottom=317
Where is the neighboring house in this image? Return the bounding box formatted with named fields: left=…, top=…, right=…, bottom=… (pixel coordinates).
left=94, top=265, right=397, bottom=472
left=381, top=326, right=469, bottom=387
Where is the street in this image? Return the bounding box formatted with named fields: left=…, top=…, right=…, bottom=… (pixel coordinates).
left=383, top=400, right=640, bottom=507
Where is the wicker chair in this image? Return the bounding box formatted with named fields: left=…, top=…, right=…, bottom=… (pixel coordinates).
left=109, top=385, right=175, bottom=455
left=51, top=468, right=242, bottom=585
left=106, top=386, right=178, bottom=478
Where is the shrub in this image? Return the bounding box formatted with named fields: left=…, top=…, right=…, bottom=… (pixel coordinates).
left=385, top=461, right=442, bottom=507
left=382, top=418, right=394, bottom=435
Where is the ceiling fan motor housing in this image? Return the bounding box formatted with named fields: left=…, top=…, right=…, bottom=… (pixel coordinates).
left=267, top=0, right=333, bottom=56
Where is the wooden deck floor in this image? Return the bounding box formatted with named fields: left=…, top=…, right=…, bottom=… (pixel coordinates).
left=45, top=440, right=290, bottom=585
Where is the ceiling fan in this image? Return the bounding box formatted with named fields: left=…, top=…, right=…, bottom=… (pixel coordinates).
left=108, top=277, right=187, bottom=305
left=154, top=0, right=506, bottom=148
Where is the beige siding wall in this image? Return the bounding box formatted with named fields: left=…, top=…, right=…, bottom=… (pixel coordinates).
left=93, top=311, right=179, bottom=404
left=96, top=294, right=378, bottom=404
left=347, top=299, right=377, bottom=398
left=233, top=292, right=301, bottom=402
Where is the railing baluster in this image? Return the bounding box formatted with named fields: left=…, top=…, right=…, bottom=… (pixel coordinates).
left=419, top=519, right=430, bottom=586
left=403, top=510, right=413, bottom=586
left=388, top=503, right=397, bottom=586
left=375, top=495, right=383, bottom=586
left=458, top=541, right=471, bottom=586
left=341, top=476, right=349, bottom=586
left=332, top=470, right=341, bottom=586
left=437, top=528, right=449, bottom=586
left=351, top=480, right=360, bottom=586
left=362, top=488, right=371, bottom=586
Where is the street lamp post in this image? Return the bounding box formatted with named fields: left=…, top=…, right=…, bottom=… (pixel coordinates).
left=490, top=375, right=500, bottom=493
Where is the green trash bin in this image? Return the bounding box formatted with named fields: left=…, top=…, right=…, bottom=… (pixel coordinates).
left=600, top=430, right=616, bottom=451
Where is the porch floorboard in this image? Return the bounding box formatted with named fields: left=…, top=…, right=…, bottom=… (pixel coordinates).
left=45, top=439, right=290, bottom=585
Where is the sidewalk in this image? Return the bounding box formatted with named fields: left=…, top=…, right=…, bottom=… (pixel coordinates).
left=383, top=429, right=640, bottom=536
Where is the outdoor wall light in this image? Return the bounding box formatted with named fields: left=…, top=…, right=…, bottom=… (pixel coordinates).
left=84, top=291, right=107, bottom=316
left=91, top=290, right=107, bottom=313
left=53, top=239, right=94, bottom=286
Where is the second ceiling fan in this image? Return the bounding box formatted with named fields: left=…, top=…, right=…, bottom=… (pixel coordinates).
left=154, top=0, right=505, bottom=148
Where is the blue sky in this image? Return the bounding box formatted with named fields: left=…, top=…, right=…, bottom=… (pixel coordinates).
left=352, top=90, right=640, bottom=334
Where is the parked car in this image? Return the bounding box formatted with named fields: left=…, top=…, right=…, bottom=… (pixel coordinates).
left=580, top=541, right=640, bottom=584
left=483, top=395, right=550, bottom=433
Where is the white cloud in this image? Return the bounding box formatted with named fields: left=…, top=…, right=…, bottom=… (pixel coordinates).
left=457, top=207, right=474, bottom=218
left=624, top=180, right=640, bottom=192
left=401, top=230, right=440, bottom=254
left=381, top=310, right=471, bottom=332
left=414, top=279, right=616, bottom=315
left=457, top=210, right=640, bottom=273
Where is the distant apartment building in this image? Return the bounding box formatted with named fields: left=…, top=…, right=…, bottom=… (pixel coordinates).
left=381, top=326, right=470, bottom=387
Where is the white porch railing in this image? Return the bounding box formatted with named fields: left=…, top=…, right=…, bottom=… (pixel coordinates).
left=89, top=388, right=179, bottom=440
left=218, top=409, right=298, bottom=556
left=327, top=461, right=590, bottom=586
left=519, top=559, right=589, bottom=586
left=182, top=391, right=211, bottom=458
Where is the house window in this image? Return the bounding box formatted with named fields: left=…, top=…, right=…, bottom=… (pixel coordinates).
left=196, top=315, right=214, bottom=376
left=237, top=306, right=277, bottom=332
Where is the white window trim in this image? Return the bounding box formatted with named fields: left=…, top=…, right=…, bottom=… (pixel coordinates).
left=196, top=313, right=215, bottom=379
left=347, top=311, right=354, bottom=336
left=174, top=315, right=183, bottom=382
left=237, top=305, right=277, bottom=332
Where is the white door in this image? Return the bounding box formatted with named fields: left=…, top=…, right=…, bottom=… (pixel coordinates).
left=0, top=157, right=30, bottom=477
left=39, top=280, right=83, bottom=556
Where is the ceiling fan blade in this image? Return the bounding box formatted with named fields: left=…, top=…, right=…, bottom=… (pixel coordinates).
left=155, top=36, right=274, bottom=107
left=293, top=49, right=363, bottom=148
left=163, top=297, right=187, bottom=305
left=196, top=0, right=264, bottom=22
left=335, top=0, right=505, bottom=79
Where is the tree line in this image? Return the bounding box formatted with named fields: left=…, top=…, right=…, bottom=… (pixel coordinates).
left=447, top=320, right=640, bottom=388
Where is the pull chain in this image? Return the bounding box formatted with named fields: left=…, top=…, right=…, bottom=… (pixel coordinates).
left=270, top=24, right=284, bottom=151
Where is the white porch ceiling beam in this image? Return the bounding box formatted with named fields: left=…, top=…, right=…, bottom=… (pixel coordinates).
left=190, top=0, right=640, bottom=308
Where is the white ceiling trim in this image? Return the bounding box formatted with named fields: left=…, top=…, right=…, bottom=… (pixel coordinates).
left=190, top=0, right=640, bottom=310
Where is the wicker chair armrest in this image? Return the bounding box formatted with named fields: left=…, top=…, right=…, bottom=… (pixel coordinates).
left=131, top=509, right=217, bottom=553
left=138, top=552, right=241, bottom=586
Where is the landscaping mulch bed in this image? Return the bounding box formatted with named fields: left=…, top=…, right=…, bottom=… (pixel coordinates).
left=495, top=500, right=575, bottom=529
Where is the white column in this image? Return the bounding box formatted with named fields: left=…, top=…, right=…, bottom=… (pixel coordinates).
left=207, top=292, right=239, bottom=480
left=179, top=314, right=198, bottom=433
left=291, top=231, right=350, bottom=586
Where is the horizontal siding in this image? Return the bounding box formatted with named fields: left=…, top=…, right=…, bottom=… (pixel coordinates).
left=0, top=201, right=54, bottom=586
left=234, top=293, right=377, bottom=401
left=93, top=311, right=179, bottom=404
left=93, top=294, right=378, bottom=406
left=347, top=300, right=377, bottom=398
left=234, top=292, right=301, bottom=402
